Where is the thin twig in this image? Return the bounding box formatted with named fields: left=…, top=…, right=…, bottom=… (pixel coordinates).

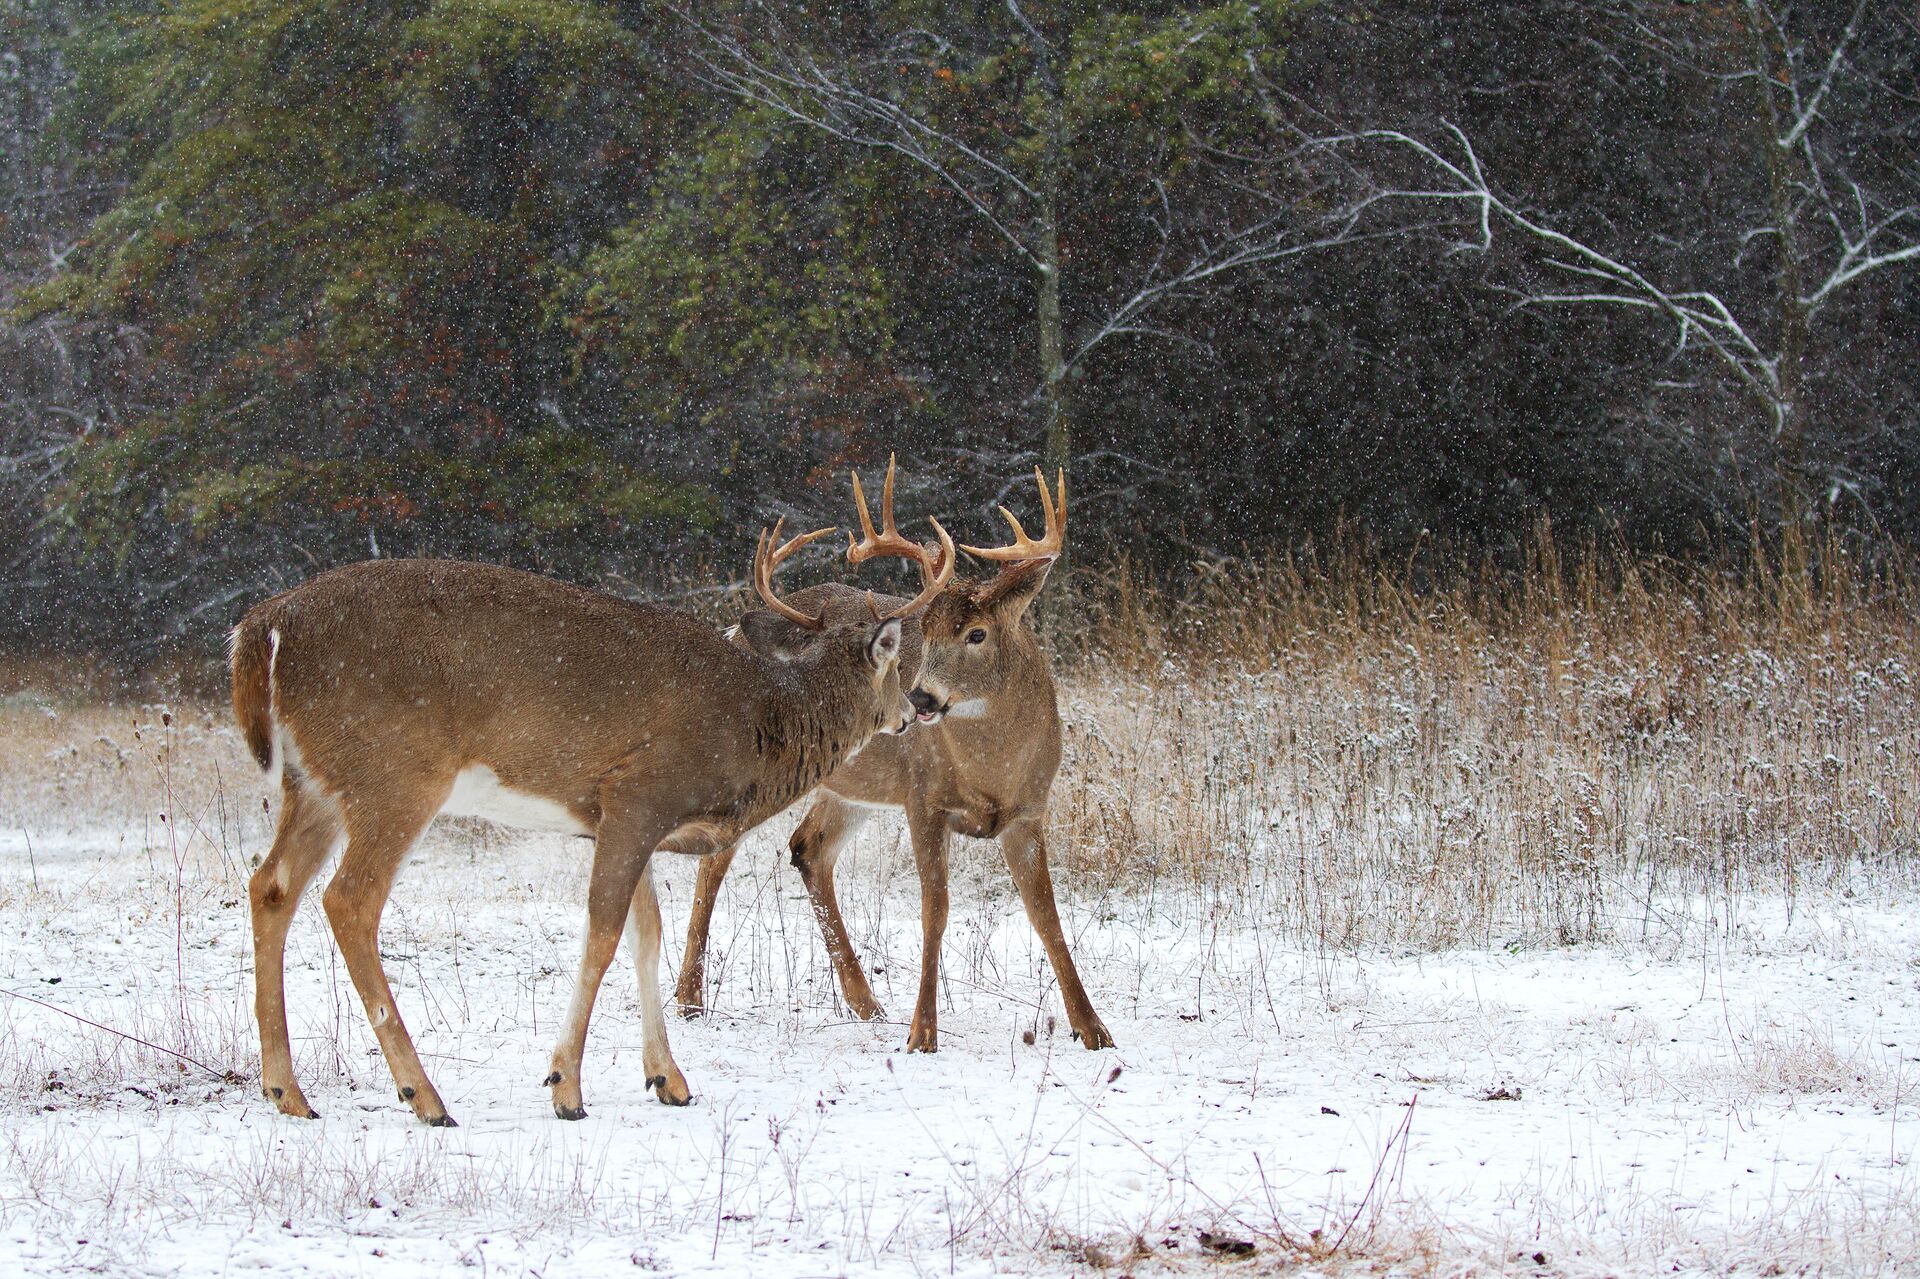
left=1, top=987, right=241, bottom=1082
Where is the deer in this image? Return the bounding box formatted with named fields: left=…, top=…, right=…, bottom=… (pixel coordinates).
left=671, top=464, right=1113, bottom=1053
left=229, top=512, right=953, bottom=1126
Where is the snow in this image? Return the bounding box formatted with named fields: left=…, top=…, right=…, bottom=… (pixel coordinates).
left=2, top=815, right=1917, bottom=1277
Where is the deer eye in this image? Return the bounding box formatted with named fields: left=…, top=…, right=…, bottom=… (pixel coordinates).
left=966, top=627, right=988, bottom=646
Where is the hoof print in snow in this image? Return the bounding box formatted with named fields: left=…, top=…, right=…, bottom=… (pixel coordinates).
left=1479, top=1081, right=1523, bottom=1101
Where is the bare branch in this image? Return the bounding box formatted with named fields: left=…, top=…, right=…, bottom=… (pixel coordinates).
left=1774, top=0, right=1872, bottom=150
left=1311, top=124, right=1785, bottom=423
left=676, top=7, right=1044, bottom=266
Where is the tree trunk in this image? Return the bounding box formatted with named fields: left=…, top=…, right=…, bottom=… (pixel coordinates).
left=1032, top=32, right=1071, bottom=627
left=1749, top=3, right=1811, bottom=549
left=1037, top=200, right=1068, bottom=490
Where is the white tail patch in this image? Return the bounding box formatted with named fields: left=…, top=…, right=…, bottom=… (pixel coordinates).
left=264, top=628, right=286, bottom=791
left=443, top=764, right=592, bottom=836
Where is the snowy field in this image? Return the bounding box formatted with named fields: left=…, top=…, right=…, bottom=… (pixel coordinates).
left=2, top=659, right=1917, bottom=1277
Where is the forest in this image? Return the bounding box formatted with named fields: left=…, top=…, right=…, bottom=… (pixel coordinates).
left=3, top=0, right=1917, bottom=653
left=5, top=7, right=1920, bottom=1275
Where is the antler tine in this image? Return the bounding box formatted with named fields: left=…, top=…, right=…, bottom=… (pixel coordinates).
left=847, top=454, right=941, bottom=592
left=958, top=467, right=1068, bottom=562
left=753, top=516, right=837, bottom=630
left=842, top=456, right=957, bottom=618
left=879, top=517, right=955, bottom=620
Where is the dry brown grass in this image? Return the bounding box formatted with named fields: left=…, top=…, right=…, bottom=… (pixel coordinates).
left=1049, top=526, right=1920, bottom=949
left=5, top=527, right=1915, bottom=955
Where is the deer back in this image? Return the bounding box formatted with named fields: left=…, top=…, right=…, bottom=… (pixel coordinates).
left=232, top=559, right=908, bottom=834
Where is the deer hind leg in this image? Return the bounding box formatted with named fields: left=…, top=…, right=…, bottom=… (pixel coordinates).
left=671, top=841, right=739, bottom=1017
left=789, top=796, right=883, bottom=1020
left=320, top=785, right=452, bottom=1125
left=249, top=779, right=345, bottom=1118
left=904, top=805, right=951, bottom=1052
left=1001, top=816, right=1113, bottom=1050
left=548, top=809, right=674, bottom=1121
left=625, top=864, right=691, bottom=1104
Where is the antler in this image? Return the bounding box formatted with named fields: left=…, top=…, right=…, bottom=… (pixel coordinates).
left=959, top=467, right=1066, bottom=562
left=753, top=518, right=839, bottom=629
left=847, top=455, right=955, bottom=619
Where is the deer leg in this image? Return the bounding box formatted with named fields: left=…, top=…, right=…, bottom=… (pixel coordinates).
left=320, top=788, right=452, bottom=1125
left=904, top=805, right=951, bottom=1052
left=789, top=797, right=883, bottom=1020
left=625, top=863, right=691, bottom=1105
left=548, top=811, right=672, bottom=1121
left=671, top=841, right=740, bottom=1017
left=1001, top=816, right=1113, bottom=1050
left=249, top=780, right=345, bottom=1118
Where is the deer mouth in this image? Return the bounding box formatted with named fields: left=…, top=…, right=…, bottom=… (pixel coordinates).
left=908, top=687, right=949, bottom=725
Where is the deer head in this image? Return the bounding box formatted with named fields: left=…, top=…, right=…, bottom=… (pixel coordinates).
left=903, top=466, right=1066, bottom=722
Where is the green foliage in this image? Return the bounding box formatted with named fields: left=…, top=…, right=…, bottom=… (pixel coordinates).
left=54, top=415, right=716, bottom=561
left=567, top=114, right=902, bottom=426
left=31, top=0, right=1303, bottom=576
left=1060, top=3, right=1293, bottom=146
left=31, top=0, right=693, bottom=565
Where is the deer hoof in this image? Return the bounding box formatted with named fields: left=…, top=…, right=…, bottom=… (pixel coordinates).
left=1078, top=1023, right=1116, bottom=1050
left=649, top=1073, right=692, bottom=1106
left=427, top=1113, right=458, bottom=1128
left=554, top=1103, right=587, bottom=1122
left=267, top=1085, right=318, bottom=1119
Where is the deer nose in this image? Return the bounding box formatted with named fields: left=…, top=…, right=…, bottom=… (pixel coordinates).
left=908, top=688, right=949, bottom=724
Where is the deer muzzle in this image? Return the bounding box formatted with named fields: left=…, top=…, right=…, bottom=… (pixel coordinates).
left=908, top=687, right=949, bottom=725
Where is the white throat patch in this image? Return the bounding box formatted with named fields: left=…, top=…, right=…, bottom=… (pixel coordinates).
left=943, top=698, right=990, bottom=720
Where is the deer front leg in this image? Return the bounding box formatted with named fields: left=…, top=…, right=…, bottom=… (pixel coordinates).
left=904, top=805, right=951, bottom=1052
left=672, top=841, right=739, bottom=1017
left=625, top=863, right=692, bottom=1104
left=548, top=812, right=672, bottom=1121
left=789, top=796, right=884, bottom=1020
left=1001, top=816, right=1113, bottom=1050
left=321, top=791, right=452, bottom=1125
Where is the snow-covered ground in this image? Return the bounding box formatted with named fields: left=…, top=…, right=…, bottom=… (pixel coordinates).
left=3, top=804, right=1916, bottom=1278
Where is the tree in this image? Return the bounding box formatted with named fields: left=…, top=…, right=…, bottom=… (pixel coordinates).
left=21, top=0, right=715, bottom=640
left=681, top=1, right=1344, bottom=496
left=1299, top=0, right=1919, bottom=538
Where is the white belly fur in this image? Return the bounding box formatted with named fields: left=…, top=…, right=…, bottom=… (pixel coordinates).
left=442, top=764, right=591, bottom=836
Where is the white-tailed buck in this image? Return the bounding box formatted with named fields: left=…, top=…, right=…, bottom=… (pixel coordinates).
left=230, top=513, right=952, bottom=1124
left=673, top=465, right=1113, bottom=1053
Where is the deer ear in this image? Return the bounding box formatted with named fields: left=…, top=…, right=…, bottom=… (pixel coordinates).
left=738, top=609, right=814, bottom=662
left=867, top=618, right=903, bottom=669
left=978, top=556, right=1055, bottom=624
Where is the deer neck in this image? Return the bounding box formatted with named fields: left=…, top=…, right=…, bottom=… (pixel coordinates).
left=739, top=655, right=882, bottom=826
